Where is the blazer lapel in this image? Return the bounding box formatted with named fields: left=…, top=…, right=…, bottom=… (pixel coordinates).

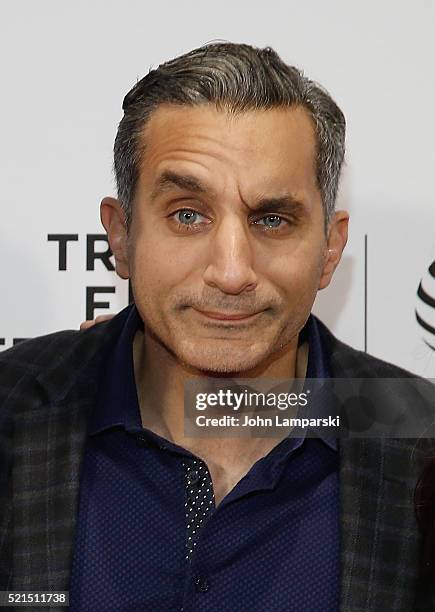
left=13, top=392, right=93, bottom=591
left=317, top=322, right=430, bottom=611
left=12, top=314, right=126, bottom=591
left=339, top=434, right=430, bottom=611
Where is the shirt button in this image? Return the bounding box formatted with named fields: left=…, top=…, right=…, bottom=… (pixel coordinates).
left=194, top=576, right=210, bottom=592
left=187, top=469, right=200, bottom=485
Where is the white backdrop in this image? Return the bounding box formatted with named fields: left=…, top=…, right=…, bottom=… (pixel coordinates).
left=1, top=0, right=434, bottom=376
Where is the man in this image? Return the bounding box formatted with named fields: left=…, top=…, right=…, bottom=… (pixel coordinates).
left=0, top=42, right=434, bottom=611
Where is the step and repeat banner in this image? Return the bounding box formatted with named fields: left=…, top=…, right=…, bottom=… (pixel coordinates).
left=1, top=1, right=434, bottom=376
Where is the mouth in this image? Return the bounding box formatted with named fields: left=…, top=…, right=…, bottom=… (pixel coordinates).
left=193, top=309, right=262, bottom=322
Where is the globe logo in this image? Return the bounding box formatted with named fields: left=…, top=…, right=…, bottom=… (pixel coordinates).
left=416, top=260, right=435, bottom=350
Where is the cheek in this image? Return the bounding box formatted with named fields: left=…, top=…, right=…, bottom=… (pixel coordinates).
left=129, top=231, right=203, bottom=293
left=260, top=243, right=324, bottom=297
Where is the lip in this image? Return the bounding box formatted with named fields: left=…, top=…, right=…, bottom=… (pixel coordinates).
left=194, top=309, right=261, bottom=321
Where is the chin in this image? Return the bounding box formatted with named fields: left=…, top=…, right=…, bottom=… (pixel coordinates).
left=175, top=338, right=270, bottom=376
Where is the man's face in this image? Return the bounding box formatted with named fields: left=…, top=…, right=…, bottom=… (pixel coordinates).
left=103, top=104, right=348, bottom=375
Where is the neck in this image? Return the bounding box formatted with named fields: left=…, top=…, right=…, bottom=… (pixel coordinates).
left=133, top=326, right=308, bottom=446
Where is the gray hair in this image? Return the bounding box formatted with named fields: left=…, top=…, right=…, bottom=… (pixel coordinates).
left=114, top=42, right=346, bottom=230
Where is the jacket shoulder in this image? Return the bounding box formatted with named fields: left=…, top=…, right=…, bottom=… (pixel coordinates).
left=0, top=315, right=122, bottom=409
left=313, top=315, right=428, bottom=379
left=0, top=329, right=80, bottom=373
left=314, top=316, right=435, bottom=437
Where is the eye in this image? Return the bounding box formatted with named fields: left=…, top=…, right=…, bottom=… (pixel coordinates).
left=254, top=215, right=287, bottom=230
left=174, top=209, right=203, bottom=225
left=169, top=208, right=211, bottom=233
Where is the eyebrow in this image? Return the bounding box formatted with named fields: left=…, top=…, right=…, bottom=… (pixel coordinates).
left=150, top=170, right=308, bottom=215
left=150, top=171, right=211, bottom=201
left=247, top=196, right=307, bottom=216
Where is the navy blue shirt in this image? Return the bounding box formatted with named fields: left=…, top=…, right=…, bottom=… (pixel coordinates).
left=70, top=305, right=339, bottom=611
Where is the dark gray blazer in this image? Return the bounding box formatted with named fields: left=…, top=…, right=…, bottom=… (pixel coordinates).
left=1, top=310, right=434, bottom=611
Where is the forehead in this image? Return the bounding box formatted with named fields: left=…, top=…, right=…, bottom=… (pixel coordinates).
left=137, top=103, right=318, bottom=198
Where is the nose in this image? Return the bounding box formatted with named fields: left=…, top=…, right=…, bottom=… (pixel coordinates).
left=202, top=215, right=258, bottom=295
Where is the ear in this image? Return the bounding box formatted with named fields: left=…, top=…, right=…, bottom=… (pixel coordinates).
left=318, top=210, right=349, bottom=290
left=100, top=197, right=130, bottom=280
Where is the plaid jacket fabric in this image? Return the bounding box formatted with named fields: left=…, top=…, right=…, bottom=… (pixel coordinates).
left=0, top=310, right=434, bottom=611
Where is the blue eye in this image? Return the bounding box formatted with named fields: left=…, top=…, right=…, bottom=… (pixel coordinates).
left=256, top=215, right=283, bottom=229
left=175, top=209, right=200, bottom=225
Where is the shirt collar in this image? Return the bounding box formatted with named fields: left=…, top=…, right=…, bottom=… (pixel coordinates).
left=301, top=314, right=337, bottom=450
left=90, top=304, right=143, bottom=436
left=91, top=304, right=336, bottom=450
